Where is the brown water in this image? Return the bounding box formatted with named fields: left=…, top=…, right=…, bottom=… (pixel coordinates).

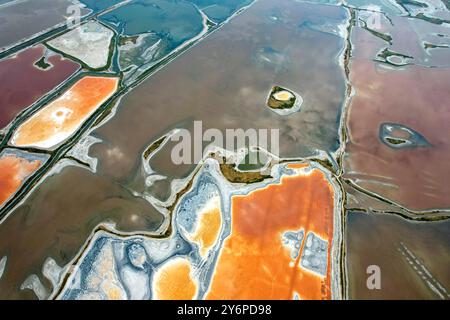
left=91, top=0, right=347, bottom=188
left=346, top=211, right=450, bottom=299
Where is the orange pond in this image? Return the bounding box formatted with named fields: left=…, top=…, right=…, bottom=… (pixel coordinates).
left=155, top=164, right=337, bottom=300
left=205, top=164, right=336, bottom=300
left=11, top=76, right=119, bottom=150
left=153, top=257, right=198, bottom=300
left=0, top=153, right=43, bottom=207
left=152, top=198, right=222, bottom=300
left=189, top=196, right=222, bottom=259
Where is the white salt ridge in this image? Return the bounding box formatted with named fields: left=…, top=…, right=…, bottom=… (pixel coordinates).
left=66, top=135, right=102, bottom=172
left=42, top=257, right=66, bottom=290
left=20, top=274, right=48, bottom=300
left=0, top=256, right=7, bottom=280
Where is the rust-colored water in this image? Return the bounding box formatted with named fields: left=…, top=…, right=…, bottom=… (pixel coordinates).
left=206, top=165, right=335, bottom=300
left=0, top=154, right=42, bottom=206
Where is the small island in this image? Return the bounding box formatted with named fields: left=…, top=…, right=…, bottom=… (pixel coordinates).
left=379, top=122, right=431, bottom=149
left=266, top=85, right=303, bottom=116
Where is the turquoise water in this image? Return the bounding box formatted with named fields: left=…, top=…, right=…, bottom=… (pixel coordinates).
left=100, top=0, right=203, bottom=43
left=100, top=0, right=205, bottom=82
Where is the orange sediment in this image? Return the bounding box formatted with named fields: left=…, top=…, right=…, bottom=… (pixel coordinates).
left=0, top=154, right=42, bottom=206
left=11, top=76, right=119, bottom=149
left=206, top=164, right=335, bottom=300
left=189, top=197, right=222, bottom=259
left=152, top=257, right=198, bottom=300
